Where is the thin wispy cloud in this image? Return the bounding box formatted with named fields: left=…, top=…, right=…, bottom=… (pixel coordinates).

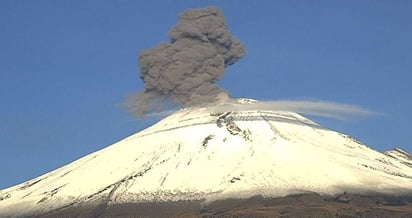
left=139, top=99, right=378, bottom=121
left=210, top=100, right=378, bottom=121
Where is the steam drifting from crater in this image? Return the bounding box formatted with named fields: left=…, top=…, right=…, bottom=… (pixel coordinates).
left=125, top=7, right=245, bottom=117
left=211, top=100, right=377, bottom=121
left=138, top=99, right=376, bottom=121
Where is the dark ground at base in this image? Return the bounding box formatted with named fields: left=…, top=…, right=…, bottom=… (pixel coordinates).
left=36, top=193, right=412, bottom=218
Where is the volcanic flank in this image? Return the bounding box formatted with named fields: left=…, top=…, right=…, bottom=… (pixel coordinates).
left=1, top=7, right=412, bottom=218
left=0, top=99, right=412, bottom=217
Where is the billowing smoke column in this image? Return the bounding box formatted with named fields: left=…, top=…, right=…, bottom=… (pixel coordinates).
left=125, top=7, right=245, bottom=117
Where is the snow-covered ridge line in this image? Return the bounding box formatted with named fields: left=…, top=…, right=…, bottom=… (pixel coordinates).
left=385, top=148, right=412, bottom=169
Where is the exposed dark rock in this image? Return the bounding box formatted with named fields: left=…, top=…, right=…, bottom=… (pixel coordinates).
left=201, top=135, right=215, bottom=149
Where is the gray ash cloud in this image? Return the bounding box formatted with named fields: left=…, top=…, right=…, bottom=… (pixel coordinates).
left=125, top=7, right=245, bottom=117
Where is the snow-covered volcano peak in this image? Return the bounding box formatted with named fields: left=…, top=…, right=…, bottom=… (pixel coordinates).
left=236, top=98, right=259, bottom=104
left=148, top=98, right=318, bottom=133
left=1, top=104, right=411, bottom=217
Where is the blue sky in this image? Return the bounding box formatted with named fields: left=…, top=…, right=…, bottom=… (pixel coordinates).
left=0, top=1, right=411, bottom=189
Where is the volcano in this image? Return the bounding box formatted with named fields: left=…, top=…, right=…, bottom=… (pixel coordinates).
left=1, top=99, right=411, bottom=217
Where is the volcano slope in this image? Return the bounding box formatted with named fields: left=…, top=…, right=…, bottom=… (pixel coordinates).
left=1, top=101, right=411, bottom=217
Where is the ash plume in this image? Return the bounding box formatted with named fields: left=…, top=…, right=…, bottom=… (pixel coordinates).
left=126, top=7, right=245, bottom=117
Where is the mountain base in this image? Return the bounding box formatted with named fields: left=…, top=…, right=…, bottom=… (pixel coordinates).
left=37, top=193, right=412, bottom=218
